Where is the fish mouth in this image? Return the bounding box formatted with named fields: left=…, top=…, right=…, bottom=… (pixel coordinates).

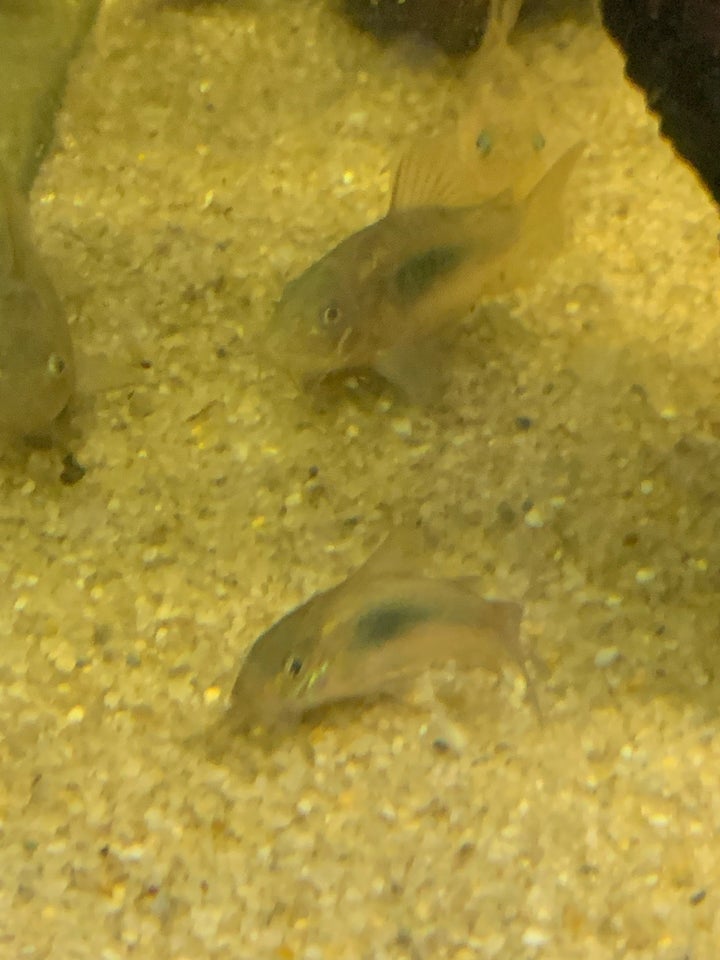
left=229, top=678, right=304, bottom=732
left=265, top=332, right=345, bottom=386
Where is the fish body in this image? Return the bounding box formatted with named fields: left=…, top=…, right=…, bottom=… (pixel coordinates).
left=0, top=166, right=75, bottom=442
left=270, top=0, right=582, bottom=401
left=273, top=197, right=521, bottom=382
left=230, top=534, right=533, bottom=729
left=270, top=143, right=581, bottom=401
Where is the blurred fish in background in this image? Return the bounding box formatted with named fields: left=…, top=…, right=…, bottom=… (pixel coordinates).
left=0, top=162, right=75, bottom=447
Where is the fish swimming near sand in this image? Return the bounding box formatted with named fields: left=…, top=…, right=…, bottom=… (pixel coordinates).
left=0, top=163, right=75, bottom=443
left=230, top=530, right=537, bottom=730
left=269, top=0, right=582, bottom=402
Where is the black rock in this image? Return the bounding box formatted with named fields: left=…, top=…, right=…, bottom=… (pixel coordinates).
left=601, top=0, right=720, bottom=203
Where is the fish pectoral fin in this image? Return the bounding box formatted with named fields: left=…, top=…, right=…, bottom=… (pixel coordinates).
left=374, top=341, right=448, bottom=405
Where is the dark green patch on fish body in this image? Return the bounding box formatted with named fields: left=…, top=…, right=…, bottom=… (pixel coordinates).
left=353, top=600, right=435, bottom=648
left=271, top=199, right=523, bottom=383
left=394, top=243, right=468, bottom=303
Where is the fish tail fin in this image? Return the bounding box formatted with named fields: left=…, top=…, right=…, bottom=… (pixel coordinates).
left=475, top=140, right=583, bottom=292
left=481, top=0, right=524, bottom=52
left=522, top=141, right=585, bottom=250
left=524, top=140, right=586, bottom=208
left=482, top=598, right=543, bottom=721
left=502, top=606, right=544, bottom=721
left=464, top=0, right=524, bottom=86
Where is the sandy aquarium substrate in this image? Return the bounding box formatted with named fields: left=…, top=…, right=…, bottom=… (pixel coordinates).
left=2, top=1, right=720, bottom=958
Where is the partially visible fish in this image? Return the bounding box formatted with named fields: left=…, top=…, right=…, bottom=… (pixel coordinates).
left=230, top=530, right=536, bottom=730
left=268, top=0, right=582, bottom=402
left=0, top=163, right=75, bottom=443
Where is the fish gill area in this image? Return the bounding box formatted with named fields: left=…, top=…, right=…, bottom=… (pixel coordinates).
left=1, top=0, right=719, bottom=958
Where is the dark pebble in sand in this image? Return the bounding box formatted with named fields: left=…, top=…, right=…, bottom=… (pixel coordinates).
left=60, top=452, right=87, bottom=485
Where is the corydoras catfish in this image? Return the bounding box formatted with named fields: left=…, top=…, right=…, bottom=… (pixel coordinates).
left=230, top=531, right=537, bottom=730
left=0, top=163, right=75, bottom=443
left=269, top=0, right=582, bottom=403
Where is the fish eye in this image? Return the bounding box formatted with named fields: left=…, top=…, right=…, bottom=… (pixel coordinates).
left=284, top=656, right=303, bottom=678
left=321, top=303, right=341, bottom=327
left=46, top=354, right=66, bottom=377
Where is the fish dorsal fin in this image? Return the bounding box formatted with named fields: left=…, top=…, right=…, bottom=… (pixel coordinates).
left=347, top=526, right=427, bottom=584
left=391, top=138, right=477, bottom=210
left=391, top=137, right=519, bottom=211
left=483, top=0, right=524, bottom=48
